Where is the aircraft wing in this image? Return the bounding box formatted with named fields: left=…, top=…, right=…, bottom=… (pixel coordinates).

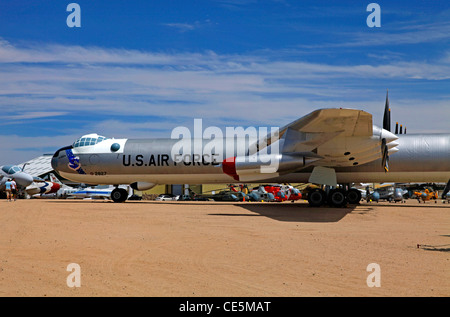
left=280, top=108, right=373, bottom=154
left=280, top=108, right=373, bottom=137
left=255, top=108, right=375, bottom=156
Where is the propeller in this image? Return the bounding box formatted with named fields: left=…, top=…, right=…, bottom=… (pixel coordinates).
left=381, top=90, right=391, bottom=172
left=383, top=90, right=391, bottom=132
left=381, top=89, right=404, bottom=172
left=395, top=122, right=406, bottom=135
left=381, top=137, right=389, bottom=172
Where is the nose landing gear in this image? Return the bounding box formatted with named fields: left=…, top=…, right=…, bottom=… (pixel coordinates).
left=111, top=187, right=128, bottom=203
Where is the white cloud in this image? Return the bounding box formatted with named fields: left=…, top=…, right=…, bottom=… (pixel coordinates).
left=2, top=111, right=68, bottom=121
left=163, top=23, right=197, bottom=32
left=299, top=21, right=450, bottom=49
left=0, top=39, right=449, bottom=163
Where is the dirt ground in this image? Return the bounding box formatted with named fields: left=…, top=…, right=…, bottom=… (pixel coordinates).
left=0, top=198, right=448, bottom=297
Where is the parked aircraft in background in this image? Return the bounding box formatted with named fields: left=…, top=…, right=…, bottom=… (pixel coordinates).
left=25, top=176, right=61, bottom=197
left=51, top=92, right=450, bottom=206
left=413, top=188, right=439, bottom=203
left=0, top=165, right=34, bottom=191
left=67, top=185, right=131, bottom=200
left=247, top=186, right=275, bottom=202
left=365, top=183, right=407, bottom=203
left=261, top=184, right=302, bottom=202
left=155, top=193, right=179, bottom=201
left=48, top=174, right=79, bottom=198
left=228, top=183, right=301, bottom=202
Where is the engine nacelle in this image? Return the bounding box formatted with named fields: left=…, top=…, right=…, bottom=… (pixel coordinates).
left=130, top=182, right=156, bottom=191
left=222, top=153, right=320, bottom=181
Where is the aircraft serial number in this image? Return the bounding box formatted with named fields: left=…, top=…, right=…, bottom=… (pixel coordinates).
left=94, top=172, right=107, bottom=175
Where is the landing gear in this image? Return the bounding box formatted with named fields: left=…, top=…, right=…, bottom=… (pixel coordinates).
left=328, top=188, right=347, bottom=208
left=307, top=188, right=327, bottom=207
left=307, top=186, right=361, bottom=207
left=111, top=188, right=128, bottom=203
left=346, top=188, right=362, bottom=204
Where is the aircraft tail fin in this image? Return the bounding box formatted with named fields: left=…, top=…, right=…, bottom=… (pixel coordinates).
left=49, top=173, right=63, bottom=185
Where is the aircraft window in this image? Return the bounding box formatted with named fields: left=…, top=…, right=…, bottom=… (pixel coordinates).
left=5, top=166, right=21, bottom=174
left=72, top=135, right=109, bottom=148
left=2, top=166, right=11, bottom=173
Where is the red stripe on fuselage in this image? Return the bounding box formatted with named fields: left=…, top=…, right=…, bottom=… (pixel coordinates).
left=222, top=157, right=239, bottom=181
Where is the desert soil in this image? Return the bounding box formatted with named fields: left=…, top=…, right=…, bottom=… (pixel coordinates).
left=0, top=198, right=448, bottom=297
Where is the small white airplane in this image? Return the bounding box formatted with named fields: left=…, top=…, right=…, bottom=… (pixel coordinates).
left=47, top=173, right=125, bottom=200
left=0, top=165, right=34, bottom=190
left=67, top=184, right=131, bottom=200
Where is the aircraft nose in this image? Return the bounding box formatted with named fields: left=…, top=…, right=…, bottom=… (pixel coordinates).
left=15, top=172, right=34, bottom=187
left=52, top=146, right=71, bottom=172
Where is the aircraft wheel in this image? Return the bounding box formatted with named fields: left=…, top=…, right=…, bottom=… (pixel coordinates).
left=111, top=188, right=128, bottom=203
left=328, top=188, right=347, bottom=208
left=346, top=188, right=361, bottom=205
left=308, top=189, right=326, bottom=207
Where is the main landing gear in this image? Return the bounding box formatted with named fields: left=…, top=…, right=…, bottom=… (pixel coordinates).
left=307, top=186, right=362, bottom=208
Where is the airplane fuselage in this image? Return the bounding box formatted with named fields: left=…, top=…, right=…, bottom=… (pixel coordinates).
left=52, top=133, right=450, bottom=186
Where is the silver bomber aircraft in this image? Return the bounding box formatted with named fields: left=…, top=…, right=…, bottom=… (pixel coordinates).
left=51, top=99, right=450, bottom=207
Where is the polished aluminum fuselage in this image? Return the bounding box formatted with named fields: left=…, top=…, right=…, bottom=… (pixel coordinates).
left=52, top=133, right=450, bottom=185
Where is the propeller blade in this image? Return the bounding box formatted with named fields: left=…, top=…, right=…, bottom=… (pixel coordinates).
left=383, top=90, right=391, bottom=131
left=381, top=138, right=389, bottom=172
left=388, top=108, right=391, bottom=132
left=385, top=153, right=389, bottom=172
left=395, top=122, right=399, bottom=134
left=400, top=125, right=403, bottom=134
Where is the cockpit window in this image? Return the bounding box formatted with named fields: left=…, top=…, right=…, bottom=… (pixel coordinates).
left=2, top=165, right=22, bottom=174
left=73, top=135, right=108, bottom=148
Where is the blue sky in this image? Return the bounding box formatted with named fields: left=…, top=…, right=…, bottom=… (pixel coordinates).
left=0, top=0, right=449, bottom=163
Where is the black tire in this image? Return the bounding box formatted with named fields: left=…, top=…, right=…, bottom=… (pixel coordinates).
left=346, top=188, right=362, bottom=205
left=308, top=188, right=326, bottom=207
left=328, top=188, right=347, bottom=207
left=111, top=188, right=128, bottom=203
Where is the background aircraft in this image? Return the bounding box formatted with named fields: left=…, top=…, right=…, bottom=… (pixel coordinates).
left=413, top=188, right=439, bottom=203
left=0, top=165, right=34, bottom=195
left=67, top=185, right=131, bottom=200
left=247, top=186, right=275, bottom=202
left=364, top=184, right=407, bottom=203
left=51, top=94, right=450, bottom=207
left=260, top=184, right=302, bottom=202
left=228, top=183, right=302, bottom=202
left=25, top=176, right=61, bottom=197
